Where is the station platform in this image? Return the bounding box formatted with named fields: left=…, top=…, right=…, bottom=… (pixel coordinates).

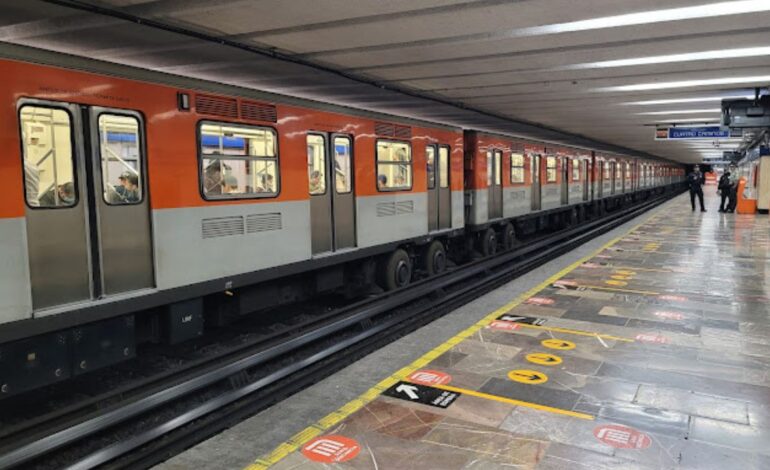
left=158, top=192, right=770, bottom=470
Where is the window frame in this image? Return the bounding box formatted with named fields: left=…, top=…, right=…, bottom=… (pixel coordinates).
left=426, top=144, right=437, bottom=190
left=510, top=152, right=525, bottom=184
left=18, top=103, right=80, bottom=210
left=307, top=132, right=328, bottom=196
left=197, top=119, right=280, bottom=201
left=572, top=158, right=581, bottom=181
left=545, top=156, right=557, bottom=183
left=97, top=111, right=146, bottom=206
left=439, top=145, right=450, bottom=189
left=332, top=134, right=353, bottom=195
left=375, top=138, right=413, bottom=192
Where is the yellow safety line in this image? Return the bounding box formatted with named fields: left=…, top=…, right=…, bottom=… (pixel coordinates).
left=510, top=323, right=634, bottom=342
left=244, top=206, right=664, bottom=470
left=430, top=383, right=595, bottom=420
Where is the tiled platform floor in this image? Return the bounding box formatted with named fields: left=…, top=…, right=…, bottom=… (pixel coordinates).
left=167, top=193, right=770, bottom=470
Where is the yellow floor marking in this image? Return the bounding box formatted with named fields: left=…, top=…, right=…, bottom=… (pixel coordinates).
left=508, top=369, right=549, bottom=384
left=431, top=383, right=594, bottom=420
left=244, top=205, right=663, bottom=470
left=525, top=352, right=562, bottom=366
left=541, top=338, right=577, bottom=350
left=516, top=323, right=634, bottom=342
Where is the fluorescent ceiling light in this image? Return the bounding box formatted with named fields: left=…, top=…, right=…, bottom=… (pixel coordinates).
left=638, top=108, right=721, bottom=115
left=652, top=117, right=720, bottom=123
left=568, top=47, right=770, bottom=70
left=600, top=75, right=770, bottom=92
left=622, top=95, right=753, bottom=105
left=516, top=1, right=770, bottom=37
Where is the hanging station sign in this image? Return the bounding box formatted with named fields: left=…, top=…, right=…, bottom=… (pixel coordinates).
left=654, top=126, right=729, bottom=140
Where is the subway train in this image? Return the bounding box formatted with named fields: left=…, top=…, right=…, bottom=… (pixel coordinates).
left=0, top=44, right=685, bottom=397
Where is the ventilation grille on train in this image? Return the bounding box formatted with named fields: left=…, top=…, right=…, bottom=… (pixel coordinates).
left=241, top=100, right=277, bottom=123
left=195, top=94, right=238, bottom=118
left=374, top=122, right=412, bottom=139
left=202, top=213, right=283, bottom=239
left=376, top=200, right=414, bottom=217
left=202, top=216, right=244, bottom=239
left=246, top=212, right=282, bottom=233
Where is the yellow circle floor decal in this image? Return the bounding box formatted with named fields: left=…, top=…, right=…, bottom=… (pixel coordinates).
left=541, top=338, right=576, bottom=350
left=508, top=369, right=548, bottom=384
left=525, top=352, right=563, bottom=366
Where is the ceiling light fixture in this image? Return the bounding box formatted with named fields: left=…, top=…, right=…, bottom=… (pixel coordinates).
left=621, top=95, right=754, bottom=105
left=568, top=47, right=770, bottom=70
left=637, top=108, right=722, bottom=115
left=651, top=117, right=721, bottom=123
left=518, top=1, right=770, bottom=36
left=599, top=75, right=770, bottom=92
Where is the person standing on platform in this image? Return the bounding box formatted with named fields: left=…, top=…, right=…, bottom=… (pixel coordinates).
left=726, top=164, right=739, bottom=213
left=687, top=164, right=706, bottom=212
left=717, top=169, right=731, bottom=212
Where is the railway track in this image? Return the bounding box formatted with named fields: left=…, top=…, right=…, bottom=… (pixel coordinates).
left=0, top=190, right=682, bottom=470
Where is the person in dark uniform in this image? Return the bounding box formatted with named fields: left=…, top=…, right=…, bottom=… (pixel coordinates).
left=717, top=169, right=731, bottom=212
left=686, top=164, right=706, bottom=212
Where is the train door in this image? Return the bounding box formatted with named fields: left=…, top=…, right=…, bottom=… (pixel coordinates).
left=426, top=145, right=451, bottom=231
left=487, top=149, right=502, bottom=219
left=610, top=162, right=617, bottom=194
left=308, top=133, right=356, bottom=254
left=561, top=157, right=569, bottom=205
left=531, top=154, right=541, bottom=210
left=582, top=160, right=589, bottom=201
left=597, top=160, right=603, bottom=198
left=19, top=100, right=155, bottom=310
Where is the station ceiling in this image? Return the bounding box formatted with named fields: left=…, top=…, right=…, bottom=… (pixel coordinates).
left=3, top=0, right=770, bottom=162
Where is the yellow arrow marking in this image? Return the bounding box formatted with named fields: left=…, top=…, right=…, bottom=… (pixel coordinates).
left=525, top=352, right=563, bottom=366
left=541, top=338, right=576, bottom=350
left=508, top=369, right=548, bottom=384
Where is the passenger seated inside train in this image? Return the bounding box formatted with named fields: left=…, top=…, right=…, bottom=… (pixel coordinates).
left=309, top=170, right=323, bottom=194
left=377, top=174, right=387, bottom=189
left=38, top=181, right=75, bottom=207
left=222, top=175, right=239, bottom=194
left=204, top=159, right=225, bottom=196
left=106, top=172, right=140, bottom=204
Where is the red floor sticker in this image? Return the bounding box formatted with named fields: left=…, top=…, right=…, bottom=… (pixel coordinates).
left=526, top=297, right=555, bottom=305
left=654, top=310, right=684, bottom=320
left=594, top=424, right=651, bottom=449
left=408, top=369, right=452, bottom=386
left=490, top=320, right=521, bottom=331
left=635, top=333, right=669, bottom=344
left=302, top=435, right=361, bottom=463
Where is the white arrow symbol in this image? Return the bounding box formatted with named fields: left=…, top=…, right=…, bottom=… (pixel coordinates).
left=396, top=384, right=420, bottom=400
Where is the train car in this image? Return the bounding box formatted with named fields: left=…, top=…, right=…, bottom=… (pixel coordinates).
left=463, top=131, right=598, bottom=255
left=0, top=45, right=468, bottom=396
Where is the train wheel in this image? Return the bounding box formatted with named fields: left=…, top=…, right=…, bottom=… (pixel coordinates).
left=502, top=223, right=517, bottom=251
left=479, top=228, right=497, bottom=257
left=423, top=240, right=447, bottom=276
left=379, top=249, right=412, bottom=291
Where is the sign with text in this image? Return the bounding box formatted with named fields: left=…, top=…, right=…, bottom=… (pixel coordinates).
left=655, top=126, right=729, bottom=140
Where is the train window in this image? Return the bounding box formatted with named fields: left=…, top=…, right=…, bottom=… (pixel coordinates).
left=426, top=146, right=436, bottom=189
left=603, top=162, right=611, bottom=180
left=486, top=150, right=493, bottom=186
left=19, top=106, right=78, bottom=208
left=494, top=150, right=502, bottom=185
left=510, top=153, right=525, bottom=183
left=98, top=114, right=143, bottom=205
left=615, top=163, right=622, bottom=179
left=546, top=156, right=557, bottom=182
left=625, top=163, right=631, bottom=180
left=334, top=136, right=352, bottom=194
left=199, top=122, right=278, bottom=199
left=376, top=140, right=412, bottom=191
left=307, top=134, right=326, bottom=195
left=439, top=146, right=450, bottom=188
left=572, top=159, right=580, bottom=181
